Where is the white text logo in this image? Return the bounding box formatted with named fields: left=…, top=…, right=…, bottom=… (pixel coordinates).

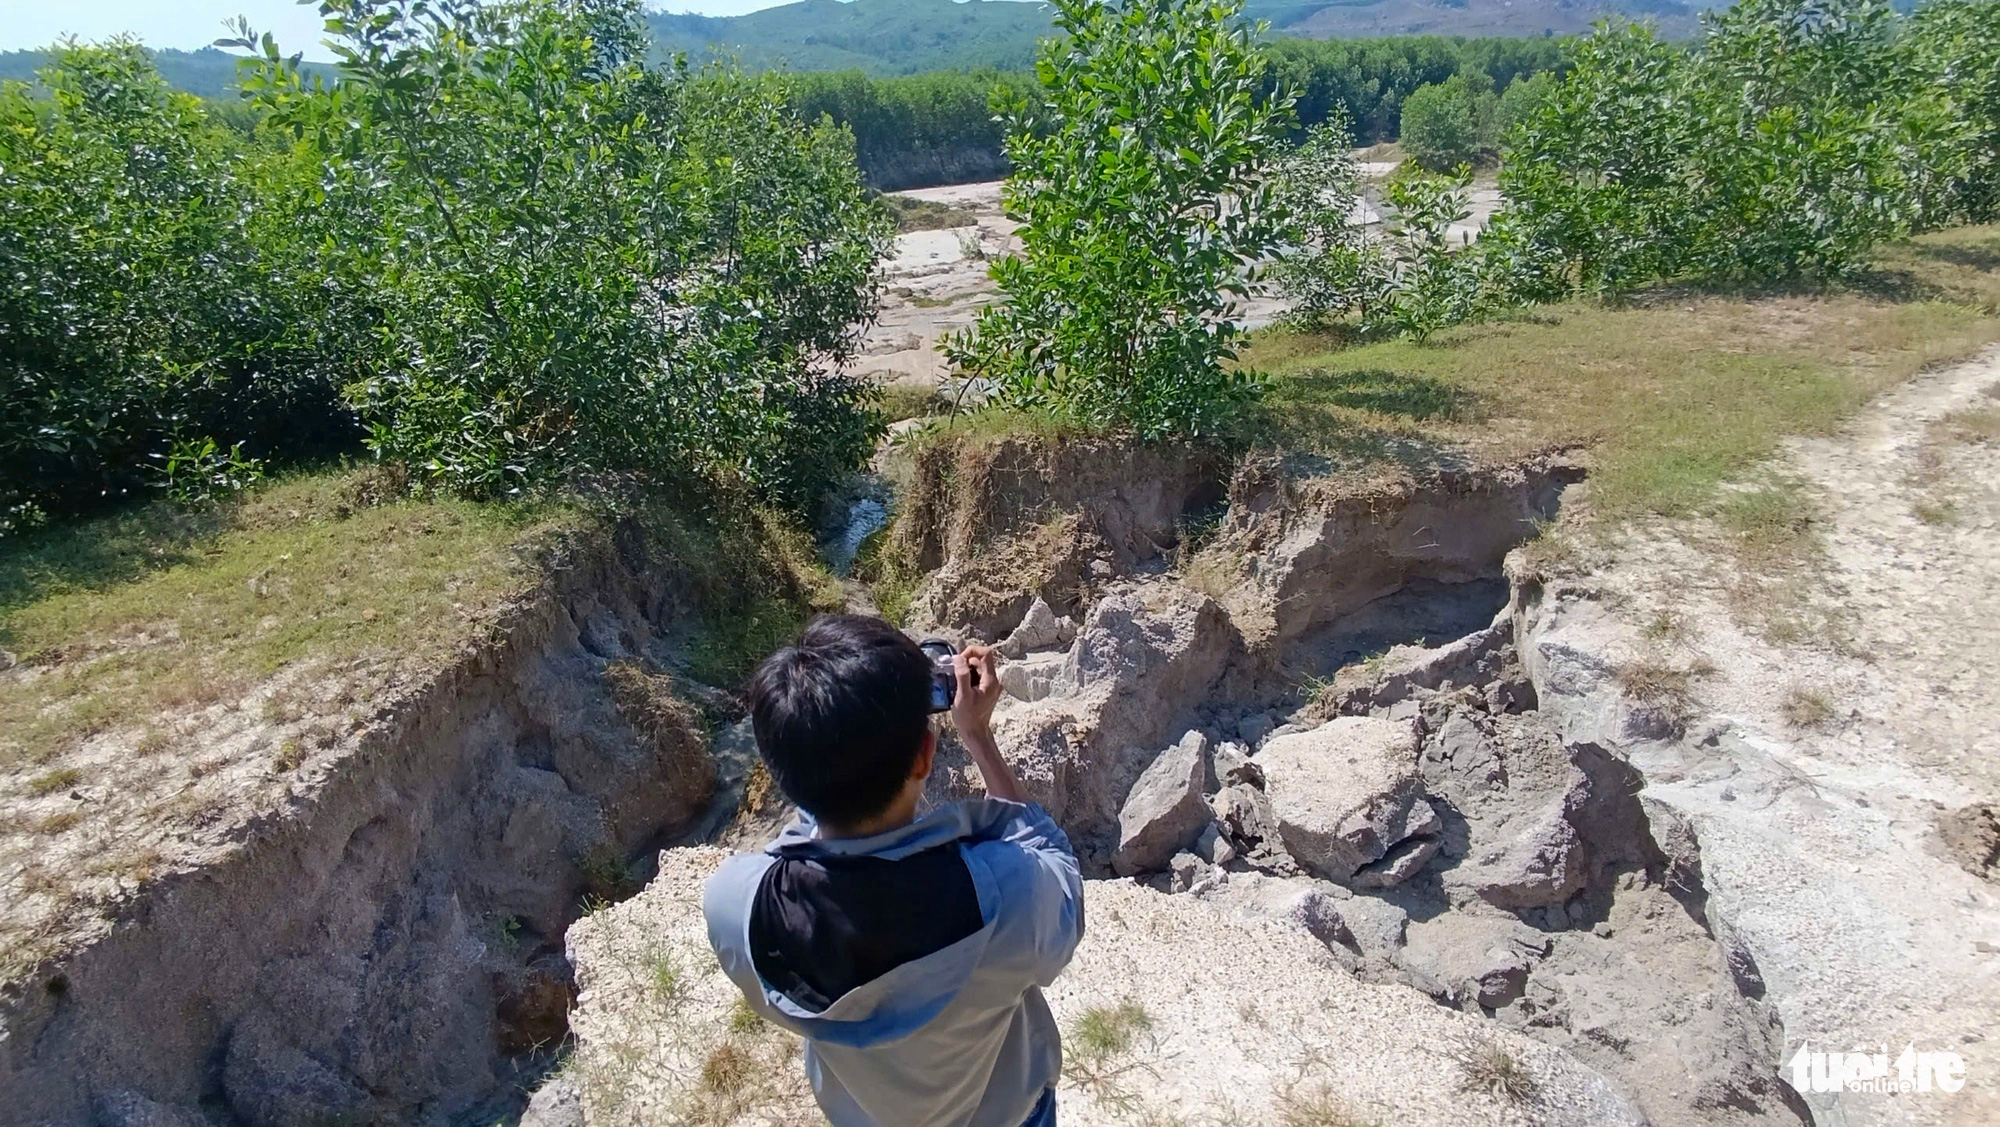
left=1789, top=1044, right=1966, bottom=1094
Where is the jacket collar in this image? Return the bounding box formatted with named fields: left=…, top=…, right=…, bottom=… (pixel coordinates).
left=766, top=797, right=1029, bottom=862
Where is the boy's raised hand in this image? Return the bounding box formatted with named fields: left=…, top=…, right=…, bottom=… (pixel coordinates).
left=951, top=644, right=1023, bottom=802
left=950, top=644, right=1003, bottom=736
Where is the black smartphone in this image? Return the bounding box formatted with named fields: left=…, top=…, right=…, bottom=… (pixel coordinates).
left=919, top=639, right=956, bottom=713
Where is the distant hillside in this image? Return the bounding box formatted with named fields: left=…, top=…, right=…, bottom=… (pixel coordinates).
left=646, top=0, right=1704, bottom=76
left=647, top=0, right=1050, bottom=74
left=0, top=46, right=330, bottom=99
left=0, top=0, right=1703, bottom=97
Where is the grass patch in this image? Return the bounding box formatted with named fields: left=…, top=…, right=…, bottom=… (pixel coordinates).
left=876, top=382, right=950, bottom=424
left=32, top=810, right=82, bottom=835
left=879, top=193, right=982, bottom=233
left=1935, top=403, right=2000, bottom=446
left=1714, top=477, right=1820, bottom=565
left=1454, top=1040, right=1541, bottom=1104
left=1616, top=656, right=1717, bottom=730
left=0, top=468, right=575, bottom=770
left=1237, top=224, right=2000, bottom=523
left=25, top=767, right=82, bottom=796
left=654, top=502, right=842, bottom=689
left=1780, top=685, right=1837, bottom=730
left=1275, top=1083, right=1377, bottom=1127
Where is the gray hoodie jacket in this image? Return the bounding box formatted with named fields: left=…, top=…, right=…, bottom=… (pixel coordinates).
left=703, top=798, right=1085, bottom=1127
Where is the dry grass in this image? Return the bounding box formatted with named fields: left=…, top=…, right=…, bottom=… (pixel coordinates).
left=0, top=469, right=574, bottom=772
left=1062, top=999, right=1159, bottom=1114
left=879, top=193, right=981, bottom=233
left=1274, top=1082, right=1378, bottom=1127
left=31, top=810, right=82, bottom=835
left=1239, top=225, right=2000, bottom=528
left=1454, top=1040, right=1542, bottom=1104
left=1616, top=656, right=1717, bottom=729
left=1936, top=404, right=2000, bottom=445
left=25, top=767, right=82, bottom=796
left=1781, top=685, right=1837, bottom=730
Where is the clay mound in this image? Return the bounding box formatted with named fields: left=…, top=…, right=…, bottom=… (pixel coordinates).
left=540, top=846, right=1645, bottom=1127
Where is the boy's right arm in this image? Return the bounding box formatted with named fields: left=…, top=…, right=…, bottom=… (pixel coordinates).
left=997, top=800, right=1084, bottom=985
left=952, top=644, right=1025, bottom=803
left=955, top=644, right=1082, bottom=981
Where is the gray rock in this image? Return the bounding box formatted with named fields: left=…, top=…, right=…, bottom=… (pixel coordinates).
left=519, top=1075, right=585, bottom=1127
left=1211, top=783, right=1280, bottom=854
left=1324, top=619, right=1511, bottom=716
left=94, top=1091, right=219, bottom=1127
left=1400, top=918, right=1551, bottom=1012
left=1451, top=797, right=1588, bottom=909
left=985, top=588, right=1239, bottom=840
left=1483, top=673, right=1535, bottom=715
left=223, top=1014, right=370, bottom=1127
left=1285, top=887, right=1356, bottom=949
left=1330, top=895, right=1410, bottom=959
left=1235, top=711, right=1275, bottom=748
left=1112, top=731, right=1212, bottom=876
left=1211, top=740, right=1265, bottom=791
left=998, top=651, right=1068, bottom=703
left=1169, top=851, right=1208, bottom=893
left=997, top=596, right=1076, bottom=658
left=1257, top=717, right=1442, bottom=888
left=1193, top=822, right=1237, bottom=866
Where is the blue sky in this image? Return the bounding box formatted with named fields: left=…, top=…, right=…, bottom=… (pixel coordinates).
left=0, top=1, right=793, bottom=59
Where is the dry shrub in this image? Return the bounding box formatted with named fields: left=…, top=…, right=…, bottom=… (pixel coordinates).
left=1455, top=1040, right=1541, bottom=1104
left=1780, top=686, right=1836, bottom=730
left=603, top=661, right=716, bottom=795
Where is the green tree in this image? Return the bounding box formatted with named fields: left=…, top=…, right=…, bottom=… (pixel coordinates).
left=0, top=40, right=347, bottom=528
left=1373, top=167, right=1480, bottom=343
left=1399, top=71, right=1494, bottom=171
left=234, top=0, right=891, bottom=509
left=1897, top=0, right=2000, bottom=225
left=1494, top=72, right=1555, bottom=148
left=1271, top=113, right=1393, bottom=327
left=944, top=0, right=1295, bottom=438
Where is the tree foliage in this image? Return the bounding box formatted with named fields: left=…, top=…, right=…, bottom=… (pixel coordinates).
left=944, top=0, right=1295, bottom=438
left=0, top=41, right=350, bottom=529
left=1493, top=0, right=2000, bottom=296
left=0, top=1, right=892, bottom=529
left=1399, top=71, right=1496, bottom=171
left=1272, top=113, right=1391, bottom=327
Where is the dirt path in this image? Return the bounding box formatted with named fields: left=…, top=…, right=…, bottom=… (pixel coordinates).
left=1537, top=348, right=2000, bottom=1127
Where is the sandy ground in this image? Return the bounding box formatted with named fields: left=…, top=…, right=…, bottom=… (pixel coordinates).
left=559, top=847, right=1647, bottom=1127
left=1535, top=348, right=2000, bottom=1127
left=853, top=164, right=1502, bottom=390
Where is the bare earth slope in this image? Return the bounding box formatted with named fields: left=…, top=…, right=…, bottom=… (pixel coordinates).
left=1520, top=347, right=2000, bottom=1127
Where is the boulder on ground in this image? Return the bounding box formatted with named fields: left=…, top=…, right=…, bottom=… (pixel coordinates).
left=1210, top=783, right=1290, bottom=870
left=980, top=588, right=1239, bottom=845
left=1209, top=739, right=1263, bottom=791
left=1256, top=717, right=1441, bottom=888
left=997, top=596, right=1077, bottom=658
left=519, top=1076, right=585, bottom=1127
left=1400, top=916, right=1552, bottom=1011
left=1112, top=731, right=1211, bottom=876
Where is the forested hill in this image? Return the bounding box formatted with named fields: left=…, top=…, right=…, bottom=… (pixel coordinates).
left=0, top=0, right=1701, bottom=93
left=0, top=46, right=332, bottom=98
left=645, top=0, right=1702, bottom=76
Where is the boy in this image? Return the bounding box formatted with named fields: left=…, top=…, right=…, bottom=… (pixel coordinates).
left=704, top=615, right=1085, bottom=1127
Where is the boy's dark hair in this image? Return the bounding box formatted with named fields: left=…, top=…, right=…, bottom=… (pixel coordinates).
left=747, top=614, right=934, bottom=826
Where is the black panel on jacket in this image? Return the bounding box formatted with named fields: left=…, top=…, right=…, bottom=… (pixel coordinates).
left=749, top=842, right=984, bottom=1013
